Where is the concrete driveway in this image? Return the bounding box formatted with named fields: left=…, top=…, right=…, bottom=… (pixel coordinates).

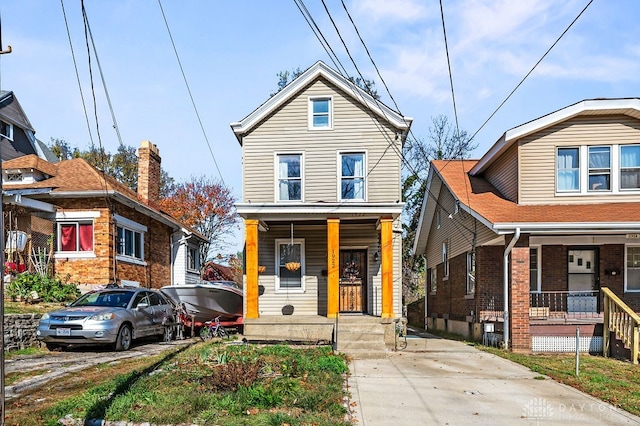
left=347, top=331, right=640, bottom=425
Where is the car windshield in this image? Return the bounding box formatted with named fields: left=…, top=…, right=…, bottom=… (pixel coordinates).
left=71, top=291, right=133, bottom=308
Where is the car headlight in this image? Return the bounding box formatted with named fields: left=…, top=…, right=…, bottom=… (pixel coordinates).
left=88, top=312, right=116, bottom=321
left=40, top=313, right=49, bottom=321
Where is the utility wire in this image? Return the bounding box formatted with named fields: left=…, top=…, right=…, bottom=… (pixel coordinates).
left=439, top=0, right=460, bottom=137
left=60, top=0, right=95, bottom=147
left=157, top=0, right=226, bottom=187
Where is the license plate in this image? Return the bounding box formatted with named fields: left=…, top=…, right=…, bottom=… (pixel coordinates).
left=56, top=328, right=71, bottom=336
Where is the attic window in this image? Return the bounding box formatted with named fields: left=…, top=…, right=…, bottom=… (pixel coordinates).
left=309, top=97, right=332, bottom=129
left=0, top=120, right=12, bottom=140
left=6, top=172, right=23, bottom=182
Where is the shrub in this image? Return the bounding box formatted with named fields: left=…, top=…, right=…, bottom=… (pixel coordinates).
left=6, top=273, right=80, bottom=303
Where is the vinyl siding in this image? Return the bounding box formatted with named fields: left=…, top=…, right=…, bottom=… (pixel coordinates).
left=249, top=221, right=399, bottom=317
left=242, top=77, right=402, bottom=204
left=484, top=142, right=518, bottom=202
left=519, top=115, right=640, bottom=204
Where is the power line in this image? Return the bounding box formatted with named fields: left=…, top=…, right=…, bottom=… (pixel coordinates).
left=157, top=0, right=226, bottom=187
left=439, top=0, right=460, bottom=138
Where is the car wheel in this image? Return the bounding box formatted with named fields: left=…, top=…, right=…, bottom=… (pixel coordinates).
left=114, top=324, right=132, bottom=351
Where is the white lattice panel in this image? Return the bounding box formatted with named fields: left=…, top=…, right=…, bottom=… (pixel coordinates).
left=532, top=336, right=603, bottom=353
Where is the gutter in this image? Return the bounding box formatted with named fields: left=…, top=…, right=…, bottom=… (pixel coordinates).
left=503, top=227, right=520, bottom=349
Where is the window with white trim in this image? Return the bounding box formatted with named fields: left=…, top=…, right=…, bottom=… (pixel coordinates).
left=626, top=245, right=640, bottom=292
left=339, top=152, right=365, bottom=201
left=117, top=226, right=143, bottom=261
left=0, top=120, right=13, bottom=140
left=588, top=146, right=611, bottom=191
left=277, top=153, right=302, bottom=201
left=557, top=147, right=580, bottom=192
left=621, top=145, right=640, bottom=189
left=529, top=247, right=540, bottom=292
left=57, top=221, right=94, bottom=252
left=276, top=238, right=305, bottom=291
left=442, top=241, right=449, bottom=278
left=187, top=246, right=200, bottom=271
left=309, top=97, right=332, bottom=129
left=466, top=251, right=475, bottom=294
left=436, top=209, right=441, bottom=229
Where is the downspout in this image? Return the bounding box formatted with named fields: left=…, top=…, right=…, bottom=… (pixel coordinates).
left=503, top=227, right=520, bottom=349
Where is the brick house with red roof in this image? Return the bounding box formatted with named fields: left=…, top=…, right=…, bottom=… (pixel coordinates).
left=413, top=99, right=640, bottom=355
left=2, top=141, right=206, bottom=290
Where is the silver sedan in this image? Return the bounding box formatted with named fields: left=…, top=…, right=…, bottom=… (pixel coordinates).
left=36, top=287, right=175, bottom=351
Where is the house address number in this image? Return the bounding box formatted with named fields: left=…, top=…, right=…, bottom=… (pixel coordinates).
left=627, top=234, right=640, bottom=239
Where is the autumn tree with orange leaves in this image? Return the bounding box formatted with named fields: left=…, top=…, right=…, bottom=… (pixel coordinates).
left=159, top=176, right=238, bottom=264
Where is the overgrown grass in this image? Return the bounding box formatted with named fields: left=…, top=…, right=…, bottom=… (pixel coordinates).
left=4, top=300, right=65, bottom=314
left=480, top=346, right=640, bottom=416
left=7, top=342, right=351, bottom=425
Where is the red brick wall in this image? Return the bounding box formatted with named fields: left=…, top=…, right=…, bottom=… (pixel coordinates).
left=52, top=199, right=172, bottom=289
left=510, top=246, right=531, bottom=353
left=540, top=245, right=566, bottom=292
left=476, top=246, right=504, bottom=315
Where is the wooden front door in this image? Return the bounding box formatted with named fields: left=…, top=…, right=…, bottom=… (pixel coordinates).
left=339, top=249, right=367, bottom=313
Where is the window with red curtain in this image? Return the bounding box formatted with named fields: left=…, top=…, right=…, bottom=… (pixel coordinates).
left=59, top=222, right=94, bottom=252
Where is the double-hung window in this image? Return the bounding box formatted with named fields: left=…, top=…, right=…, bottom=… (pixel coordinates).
left=115, top=215, right=146, bottom=263
left=277, top=154, right=302, bottom=201
left=276, top=239, right=305, bottom=291
left=58, top=221, right=94, bottom=252
left=588, top=146, right=611, bottom=191
left=621, top=145, right=640, bottom=190
left=339, top=152, right=365, bottom=201
left=626, top=246, right=640, bottom=292
left=309, top=97, right=332, bottom=129
left=557, top=147, right=580, bottom=192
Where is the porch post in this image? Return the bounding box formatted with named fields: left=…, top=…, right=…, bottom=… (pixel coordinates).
left=245, top=219, right=259, bottom=319
left=510, top=246, right=531, bottom=353
left=381, top=217, right=394, bottom=319
left=327, top=218, right=340, bottom=318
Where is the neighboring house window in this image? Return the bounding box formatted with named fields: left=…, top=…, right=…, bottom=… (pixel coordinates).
left=58, top=221, right=94, bottom=252
left=557, top=147, right=580, bottom=192
left=620, top=145, right=640, bottom=190
left=430, top=267, right=437, bottom=294
left=436, top=209, right=441, bottom=229
left=530, top=247, right=540, bottom=292
left=588, top=146, right=611, bottom=191
left=626, top=246, right=640, bottom=292
left=339, top=152, right=365, bottom=201
left=442, top=241, right=449, bottom=277
left=466, top=251, right=475, bottom=294
left=277, top=153, right=302, bottom=201
left=276, top=238, right=305, bottom=291
left=114, top=215, right=147, bottom=263
left=309, top=97, right=332, bottom=129
left=187, top=246, right=200, bottom=271
left=0, top=120, right=12, bottom=140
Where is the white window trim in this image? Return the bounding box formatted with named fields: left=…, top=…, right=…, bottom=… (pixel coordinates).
left=436, top=209, right=441, bottom=229
left=556, top=144, right=640, bottom=196
left=308, top=96, right=333, bottom=130
left=187, top=244, right=200, bottom=272
left=274, top=152, right=304, bottom=203
left=625, top=244, right=640, bottom=293
left=466, top=251, right=475, bottom=295
left=442, top=241, right=449, bottom=278
left=275, top=238, right=305, bottom=293
left=0, top=120, right=13, bottom=140
left=54, top=211, right=97, bottom=259
left=529, top=245, right=542, bottom=293
left=115, top=217, right=146, bottom=265
left=337, top=150, right=367, bottom=202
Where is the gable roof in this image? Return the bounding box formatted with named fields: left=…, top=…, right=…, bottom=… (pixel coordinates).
left=230, top=60, right=412, bottom=143
left=2, top=155, right=206, bottom=240
left=432, top=159, right=640, bottom=235
left=0, top=91, right=34, bottom=131
left=470, top=98, right=640, bottom=175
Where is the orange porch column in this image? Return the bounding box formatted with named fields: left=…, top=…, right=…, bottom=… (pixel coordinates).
left=245, top=219, right=259, bottom=319
left=381, top=218, right=394, bottom=318
left=327, top=218, right=340, bottom=318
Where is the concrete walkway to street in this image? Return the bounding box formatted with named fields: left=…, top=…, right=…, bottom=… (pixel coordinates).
left=347, top=330, right=640, bottom=425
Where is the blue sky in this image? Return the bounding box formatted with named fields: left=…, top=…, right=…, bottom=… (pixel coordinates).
left=1, top=0, right=639, bottom=253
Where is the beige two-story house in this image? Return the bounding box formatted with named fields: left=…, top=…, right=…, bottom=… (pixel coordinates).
left=231, top=61, right=412, bottom=347
left=414, top=98, right=640, bottom=357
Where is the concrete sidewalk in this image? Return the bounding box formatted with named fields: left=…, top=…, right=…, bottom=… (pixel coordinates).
left=346, top=331, right=640, bottom=425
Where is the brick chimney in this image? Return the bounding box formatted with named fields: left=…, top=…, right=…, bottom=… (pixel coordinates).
left=137, top=140, right=161, bottom=204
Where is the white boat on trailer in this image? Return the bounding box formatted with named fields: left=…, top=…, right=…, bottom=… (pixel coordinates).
left=160, top=281, right=243, bottom=327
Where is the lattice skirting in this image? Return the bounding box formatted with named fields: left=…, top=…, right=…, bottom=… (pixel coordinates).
left=532, top=336, right=603, bottom=353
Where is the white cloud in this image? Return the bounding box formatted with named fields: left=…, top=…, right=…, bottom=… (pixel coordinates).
left=351, top=0, right=431, bottom=23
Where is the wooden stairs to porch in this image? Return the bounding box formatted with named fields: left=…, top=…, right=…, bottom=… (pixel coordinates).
left=336, top=316, right=388, bottom=359
left=602, top=287, right=640, bottom=364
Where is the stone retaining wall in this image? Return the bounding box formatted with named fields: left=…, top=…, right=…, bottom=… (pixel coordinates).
left=4, top=314, right=41, bottom=351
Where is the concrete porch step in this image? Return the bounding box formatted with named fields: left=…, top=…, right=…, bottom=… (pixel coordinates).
left=336, top=316, right=388, bottom=357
